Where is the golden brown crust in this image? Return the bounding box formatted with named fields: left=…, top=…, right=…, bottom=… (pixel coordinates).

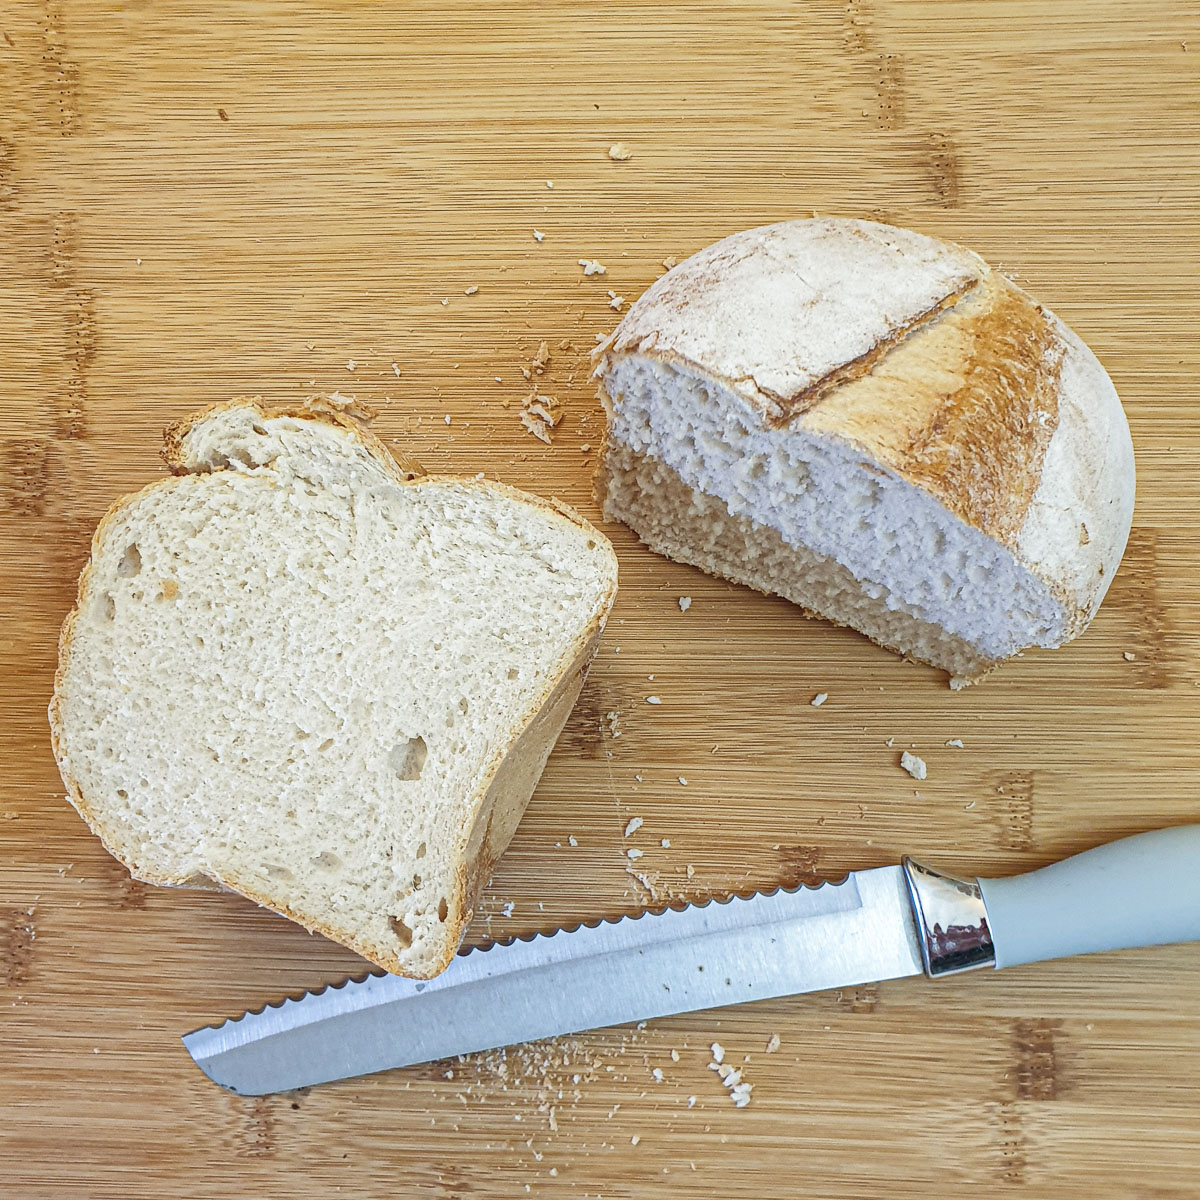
left=803, top=276, right=1064, bottom=547
left=50, top=397, right=618, bottom=978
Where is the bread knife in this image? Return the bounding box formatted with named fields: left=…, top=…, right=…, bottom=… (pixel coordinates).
left=183, top=824, right=1200, bottom=1094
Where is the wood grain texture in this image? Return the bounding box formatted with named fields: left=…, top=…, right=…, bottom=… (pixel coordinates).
left=2, top=1, right=1199, bottom=1195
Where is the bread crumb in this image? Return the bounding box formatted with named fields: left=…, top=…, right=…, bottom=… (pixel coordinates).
left=441, top=298, right=449, bottom=306
left=444, top=414, right=452, bottom=425
left=346, top=359, right=356, bottom=371
left=661, top=838, right=670, bottom=848
left=645, top=695, right=662, bottom=705
left=519, top=390, right=563, bottom=444
left=578, top=258, right=607, bottom=276
left=580, top=443, right=592, bottom=453
left=391, top=362, right=401, bottom=377
left=678, top=596, right=692, bottom=612
left=900, top=751, right=927, bottom=781
left=945, top=738, right=965, bottom=749
left=464, top=285, right=479, bottom=295
left=765, top=1033, right=781, bottom=1054
left=624, top=817, right=643, bottom=837
left=1123, top=651, right=1136, bottom=661
left=608, top=142, right=633, bottom=161
left=652, top=1067, right=664, bottom=1082
left=568, top=835, right=578, bottom=847
left=671, top=1049, right=681, bottom=1062
left=501, top=901, right=515, bottom=918
left=630, top=1135, right=640, bottom=1146
left=606, top=711, right=621, bottom=740
left=627, top=848, right=644, bottom=860
left=885, top=737, right=895, bottom=748
left=533, top=229, right=545, bottom=242
left=607, top=290, right=625, bottom=310
left=677, top=776, right=687, bottom=786
left=662, top=256, right=678, bottom=270
left=810, top=692, right=828, bottom=707
left=546, top=180, right=554, bottom=189
left=687, top=1095, right=697, bottom=1108
left=686, top=864, right=695, bottom=878
left=711, top=1042, right=725, bottom=1064
left=532, top=340, right=550, bottom=373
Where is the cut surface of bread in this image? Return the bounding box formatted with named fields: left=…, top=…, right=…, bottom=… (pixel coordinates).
left=51, top=399, right=618, bottom=977
left=596, top=218, right=1134, bottom=685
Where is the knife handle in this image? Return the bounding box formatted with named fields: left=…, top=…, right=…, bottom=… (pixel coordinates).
left=905, top=825, right=1200, bottom=977
left=977, top=824, right=1200, bottom=970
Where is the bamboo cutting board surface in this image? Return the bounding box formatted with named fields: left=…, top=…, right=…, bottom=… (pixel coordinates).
left=3, top=2, right=1199, bottom=1196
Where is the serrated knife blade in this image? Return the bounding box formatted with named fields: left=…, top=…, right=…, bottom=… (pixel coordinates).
left=183, top=867, right=921, bottom=1095
left=183, top=824, right=1200, bottom=1094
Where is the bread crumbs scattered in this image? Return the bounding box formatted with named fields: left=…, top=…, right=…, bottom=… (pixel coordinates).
left=608, top=142, right=633, bottom=161
left=811, top=692, right=828, bottom=707
left=532, top=340, right=551, bottom=373
left=900, top=751, right=927, bottom=781
left=766, top=1033, right=781, bottom=1054
left=678, top=596, right=692, bottom=612
left=519, top=391, right=563, bottom=444
left=945, top=738, right=965, bottom=749
left=501, top=901, right=515, bottom=918
left=464, top=285, right=479, bottom=295
left=578, top=258, right=607, bottom=276
left=607, top=290, right=625, bottom=310
left=624, top=817, right=643, bottom=837
left=533, top=229, right=545, bottom=242
left=645, top=695, right=662, bottom=705
left=391, top=362, right=401, bottom=376
left=627, top=848, right=644, bottom=860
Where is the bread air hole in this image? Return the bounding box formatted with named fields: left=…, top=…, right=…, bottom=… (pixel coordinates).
left=389, top=736, right=427, bottom=781
left=437, top=897, right=448, bottom=922
left=507, top=667, right=519, bottom=680
left=389, top=916, right=414, bottom=949
left=264, top=863, right=293, bottom=881
left=415, top=841, right=427, bottom=859
left=117, top=544, right=142, bottom=578
left=101, top=594, right=116, bottom=621
left=312, top=851, right=341, bottom=870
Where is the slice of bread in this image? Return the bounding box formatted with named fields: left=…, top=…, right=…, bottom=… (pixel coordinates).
left=50, top=398, right=618, bottom=977
left=595, top=218, right=1134, bottom=686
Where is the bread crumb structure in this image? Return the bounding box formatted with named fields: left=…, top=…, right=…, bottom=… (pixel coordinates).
left=50, top=398, right=618, bottom=979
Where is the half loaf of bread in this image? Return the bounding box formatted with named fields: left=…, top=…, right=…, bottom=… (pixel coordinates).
left=596, top=218, right=1134, bottom=685
left=50, top=399, right=618, bottom=977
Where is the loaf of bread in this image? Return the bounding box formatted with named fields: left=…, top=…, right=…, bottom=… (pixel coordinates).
left=50, top=399, right=618, bottom=977
left=595, top=218, right=1134, bottom=685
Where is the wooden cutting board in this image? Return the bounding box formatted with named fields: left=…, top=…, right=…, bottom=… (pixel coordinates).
left=3, top=2, right=1198, bottom=1195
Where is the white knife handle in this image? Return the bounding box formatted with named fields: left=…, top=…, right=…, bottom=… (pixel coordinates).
left=904, top=825, right=1200, bottom=976
left=978, top=824, right=1200, bottom=970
